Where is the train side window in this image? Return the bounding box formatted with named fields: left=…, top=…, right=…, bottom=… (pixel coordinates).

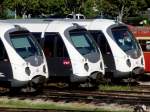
left=0, top=39, right=8, bottom=61
left=44, top=33, right=56, bottom=57
left=89, top=30, right=111, bottom=54
left=44, top=33, right=69, bottom=58
left=139, top=40, right=147, bottom=51
left=56, top=35, right=69, bottom=57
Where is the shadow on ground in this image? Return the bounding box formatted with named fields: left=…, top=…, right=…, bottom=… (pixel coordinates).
left=138, top=73, right=150, bottom=81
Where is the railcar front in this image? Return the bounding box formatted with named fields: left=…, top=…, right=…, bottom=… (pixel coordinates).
left=0, top=23, right=48, bottom=90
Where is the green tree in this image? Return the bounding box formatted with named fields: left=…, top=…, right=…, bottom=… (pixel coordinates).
left=2, top=0, right=149, bottom=19
left=94, top=0, right=148, bottom=21
left=95, top=0, right=117, bottom=17
left=64, top=0, right=87, bottom=14
left=0, top=0, right=5, bottom=18
left=145, top=0, right=150, bottom=6
left=3, top=0, right=68, bottom=18
left=47, top=0, right=66, bottom=16
left=83, top=0, right=97, bottom=18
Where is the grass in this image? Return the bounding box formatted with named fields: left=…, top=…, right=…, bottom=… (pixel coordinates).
left=0, top=97, right=132, bottom=112
left=99, top=84, right=132, bottom=91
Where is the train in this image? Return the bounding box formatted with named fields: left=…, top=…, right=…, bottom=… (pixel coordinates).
left=5, top=19, right=105, bottom=87
left=0, top=22, right=48, bottom=91
left=3, top=18, right=146, bottom=89
left=65, top=19, right=145, bottom=79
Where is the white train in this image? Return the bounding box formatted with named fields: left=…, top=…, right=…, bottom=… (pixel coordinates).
left=6, top=19, right=105, bottom=87
left=67, top=19, right=145, bottom=79
left=0, top=22, right=48, bottom=90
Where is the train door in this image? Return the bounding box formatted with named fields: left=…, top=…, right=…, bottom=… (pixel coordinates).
left=138, top=39, right=150, bottom=72
left=43, top=32, right=72, bottom=81
left=0, top=39, right=13, bottom=84
left=89, top=30, right=115, bottom=75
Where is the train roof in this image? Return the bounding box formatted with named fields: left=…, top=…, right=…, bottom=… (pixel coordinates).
left=4, top=18, right=126, bottom=33
left=46, top=20, right=79, bottom=33
left=4, top=19, right=84, bottom=33
left=70, top=19, right=125, bottom=31
left=0, top=22, right=27, bottom=36
left=89, top=19, right=123, bottom=30
left=53, top=19, right=125, bottom=31
left=5, top=19, right=50, bottom=24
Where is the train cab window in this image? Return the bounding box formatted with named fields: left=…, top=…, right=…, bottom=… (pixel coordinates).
left=0, top=39, right=8, bottom=61
left=10, top=33, right=42, bottom=59
left=44, top=33, right=69, bottom=58
left=89, top=30, right=111, bottom=54
left=139, top=40, right=150, bottom=51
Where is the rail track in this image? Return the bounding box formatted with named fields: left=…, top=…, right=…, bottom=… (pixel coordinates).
left=5, top=86, right=150, bottom=106
left=0, top=82, right=150, bottom=111
left=44, top=89, right=150, bottom=105
left=0, top=107, right=92, bottom=112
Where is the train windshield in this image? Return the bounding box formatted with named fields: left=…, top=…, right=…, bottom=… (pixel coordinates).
left=111, top=26, right=140, bottom=52
left=10, top=31, right=42, bottom=59
left=69, top=29, right=98, bottom=55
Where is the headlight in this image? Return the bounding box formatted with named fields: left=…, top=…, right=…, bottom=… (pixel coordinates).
left=141, top=58, right=144, bottom=65
left=126, top=59, right=131, bottom=67
left=25, top=67, right=31, bottom=76
left=84, top=63, right=89, bottom=71
left=43, top=65, right=46, bottom=73
left=100, top=62, right=103, bottom=70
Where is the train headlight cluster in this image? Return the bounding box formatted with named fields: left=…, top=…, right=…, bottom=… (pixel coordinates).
left=126, top=59, right=131, bottom=67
